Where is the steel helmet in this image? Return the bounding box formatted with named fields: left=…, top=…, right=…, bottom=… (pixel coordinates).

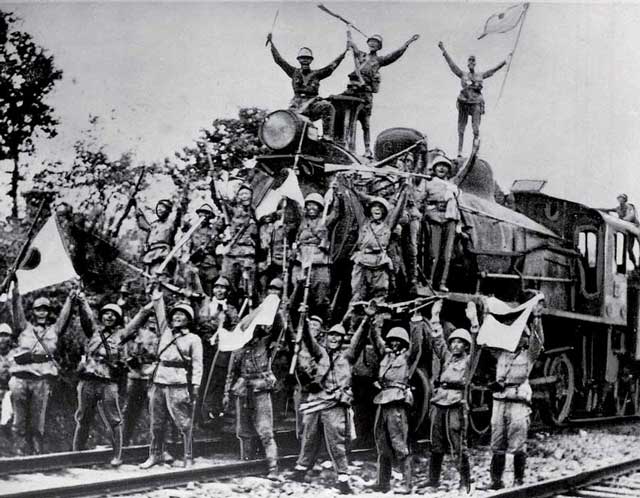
left=309, top=315, right=324, bottom=326
left=327, top=324, right=347, bottom=336
left=618, top=193, right=629, bottom=202
left=196, top=203, right=216, bottom=218
left=169, top=302, right=195, bottom=323
left=367, top=34, right=383, bottom=49
left=100, top=303, right=124, bottom=323
left=156, top=199, right=173, bottom=214
left=297, top=47, right=314, bottom=61
left=369, top=197, right=390, bottom=216
left=448, top=328, right=472, bottom=347
left=214, top=276, right=230, bottom=288
left=386, top=327, right=409, bottom=346
left=268, top=278, right=284, bottom=290
left=0, top=323, right=12, bottom=335
left=237, top=183, right=253, bottom=194
left=431, top=155, right=452, bottom=171
left=304, top=193, right=325, bottom=209
left=32, top=297, right=51, bottom=309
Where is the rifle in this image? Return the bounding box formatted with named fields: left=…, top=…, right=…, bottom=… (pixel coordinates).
left=317, top=4, right=368, bottom=38
left=289, top=263, right=313, bottom=375
left=324, top=163, right=432, bottom=181
left=109, top=166, right=146, bottom=238
left=206, top=151, right=230, bottom=226
left=155, top=216, right=205, bottom=276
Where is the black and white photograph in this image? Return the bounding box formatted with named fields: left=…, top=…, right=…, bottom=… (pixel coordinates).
left=1, top=1, right=640, bottom=496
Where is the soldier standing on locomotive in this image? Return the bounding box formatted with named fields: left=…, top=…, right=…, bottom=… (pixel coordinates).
left=425, top=299, right=478, bottom=492
left=488, top=295, right=544, bottom=489
left=346, top=30, right=420, bottom=159
left=606, top=193, right=639, bottom=266
left=267, top=33, right=347, bottom=141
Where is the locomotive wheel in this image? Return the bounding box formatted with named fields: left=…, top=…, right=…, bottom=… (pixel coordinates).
left=543, top=353, right=575, bottom=425
left=410, top=368, right=431, bottom=434
left=615, top=377, right=640, bottom=416
left=468, top=384, right=493, bottom=436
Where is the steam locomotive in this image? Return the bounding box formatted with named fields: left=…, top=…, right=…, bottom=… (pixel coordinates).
left=250, top=94, right=640, bottom=437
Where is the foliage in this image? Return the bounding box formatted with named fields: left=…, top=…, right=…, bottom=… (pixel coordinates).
left=0, top=10, right=63, bottom=217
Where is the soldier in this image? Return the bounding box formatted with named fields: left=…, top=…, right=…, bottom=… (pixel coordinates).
left=423, top=154, right=460, bottom=291
left=608, top=194, right=639, bottom=265
left=488, top=296, right=544, bottom=489
left=349, top=183, right=408, bottom=304
left=293, top=193, right=331, bottom=321
left=369, top=320, right=421, bottom=494
left=438, top=41, right=509, bottom=157
left=73, top=294, right=152, bottom=466
left=186, top=204, right=223, bottom=296
left=291, top=307, right=369, bottom=494
left=220, top=184, right=258, bottom=304
left=140, top=290, right=203, bottom=469
left=9, top=282, right=75, bottom=455
left=258, top=203, right=296, bottom=297
left=425, top=299, right=478, bottom=492
left=347, top=31, right=420, bottom=158
left=267, top=34, right=347, bottom=140
left=0, top=324, right=12, bottom=427
left=136, top=199, right=183, bottom=278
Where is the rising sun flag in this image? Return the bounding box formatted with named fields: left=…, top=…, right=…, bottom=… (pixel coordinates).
left=478, top=3, right=529, bottom=40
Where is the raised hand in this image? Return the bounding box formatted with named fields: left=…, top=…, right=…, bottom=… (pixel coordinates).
left=408, top=34, right=420, bottom=45
left=431, top=299, right=443, bottom=320
left=465, top=301, right=479, bottom=325
left=438, top=41, right=445, bottom=51
left=266, top=32, right=273, bottom=46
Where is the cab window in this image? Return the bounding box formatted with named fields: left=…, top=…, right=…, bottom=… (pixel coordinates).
left=614, top=232, right=627, bottom=274
left=578, top=230, right=598, bottom=293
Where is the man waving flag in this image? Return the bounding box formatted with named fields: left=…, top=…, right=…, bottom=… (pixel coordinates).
left=478, top=3, right=529, bottom=40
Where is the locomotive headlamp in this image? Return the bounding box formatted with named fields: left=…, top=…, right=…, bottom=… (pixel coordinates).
left=259, top=110, right=318, bottom=151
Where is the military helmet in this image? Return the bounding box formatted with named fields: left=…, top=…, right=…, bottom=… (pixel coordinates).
left=304, top=192, right=325, bottom=209
left=156, top=199, right=173, bottom=214
left=386, top=327, right=409, bottom=346
left=237, top=183, right=253, bottom=194
left=618, top=193, right=629, bottom=202
left=309, top=315, right=323, bottom=326
left=196, top=203, right=216, bottom=218
left=297, top=47, right=314, bottom=61
left=0, top=323, right=12, bottom=336
left=169, top=302, right=195, bottom=323
left=100, top=303, right=124, bottom=323
left=431, top=154, right=452, bottom=171
left=214, top=276, right=230, bottom=288
left=448, top=328, right=472, bottom=346
left=32, top=297, right=51, bottom=309
left=369, top=196, right=390, bottom=216
left=367, top=34, right=383, bottom=49
left=268, top=278, right=284, bottom=290
left=327, top=323, right=347, bottom=336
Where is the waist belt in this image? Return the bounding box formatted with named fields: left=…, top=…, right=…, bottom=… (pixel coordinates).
left=439, top=382, right=465, bottom=391
left=160, top=360, right=189, bottom=369
left=364, top=249, right=383, bottom=254
left=79, top=373, right=114, bottom=383
left=31, top=354, right=52, bottom=363
left=11, top=372, right=56, bottom=380
left=295, top=92, right=318, bottom=98
left=493, top=396, right=531, bottom=406
left=426, top=201, right=447, bottom=211
left=381, top=382, right=409, bottom=390
left=243, top=372, right=270, bottom=379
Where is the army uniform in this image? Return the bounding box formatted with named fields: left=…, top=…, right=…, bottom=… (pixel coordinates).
left=141, top=296, right=203, bottom=468
left=270, top=42, right=346, bottom=138
left=136, top=199, right=182, bottom=277
left=350, top=190, right=407, bottom=304
left=9, top=291, right=74, bottom=455
left=293, top=316, right=324, bottom=437
left=74, top=299, right=151, bottom=465
left=370, top=324, right=421, bottom=494
left=489, top=312, right=544, bottom=489
left=293, top=199, right=331, bottom=321
left=427, top=320, right=477, bottom=490
left=221, top=192, right=258, bottom=300
left=0, top=324, right=12, bottom=425
left=224, top=326, right=279, bottom=476
left=258, top=216, right=291, bottom=295
left=422, top=168, right=460, bottom=291
left=293, top=320, right=368, bottom=493
left=186, top=206, right=222, bottom=296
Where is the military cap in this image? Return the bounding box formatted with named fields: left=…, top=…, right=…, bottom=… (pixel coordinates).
left=304, top=193, right=325, bottom=208
left=268, top=278, right=284, bottom=290
left=386, top=326, right=410, bottom=346
left=32, top=297, right=51, bottom=309
left=367, top=34, right=383, bottom=49
left=156, top=199, right=173, bottom=210
left=618, top=193, right=629, bottom=202
left=368, top=196, right=390, bottom=216
left=169, top=302, right=195, bottom=322
left=196, top=203, right=216, bottom=218
left=100, top=303, right=124, bottom=323
left=309, top=315, right=323, bottom=326
left=0, top=323, right=12, bottom=335
left=297, top=47, right=314, bottom=61
left=327, top=324, right=347, bottom=336
left=213, top=276, right=231, bottom=288
left=448, top=328, right=472, bottom=346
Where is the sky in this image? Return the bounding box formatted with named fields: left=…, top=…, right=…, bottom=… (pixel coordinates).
left=2, top=1, right=640, bottom=210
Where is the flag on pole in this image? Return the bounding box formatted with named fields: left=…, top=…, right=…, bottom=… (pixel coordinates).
left=255, top=168, right=304, bottom=220
left=218, top=294, right=281, bottom=351
left=476, top=293, right=543, bottom=352
left=478, top=3, right=529, bottom=39
left=15, top=216, right=79, bottom=294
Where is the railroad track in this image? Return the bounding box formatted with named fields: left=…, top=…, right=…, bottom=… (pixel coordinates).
left=486, top=456, right=640, bottom=498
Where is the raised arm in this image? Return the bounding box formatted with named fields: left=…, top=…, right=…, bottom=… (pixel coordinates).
left=301, top=317, right=324, bottom=360
left=438, top=42, right=463, bottom=78
left=369, top=315, right=386, bottom=359
left=387, top=185, right=408, bottom=229
left=482, top=58, right=508, bottom=79
left=121, top=302, right=154, bottom=343
left=135, top=207, right=151, bottom=232
left=345, top=315, right=369, bottom=363
left=76, top=292, right=98, bottom=338
left=428, top=300, right=449, bottom=361
left=270, top=40, right=296, bottom=78
left=151, top=288, right=168, bottom=335
left=378, top=35, right=419, bottom=67
left=407, top=318, right=423, bottom=370
left=11, top=281, right=28, bottom=334
left=315, top=50, right=347, bottom=80
left=527, top=300, right=545, bottom=365
left=55, top=291, right=76, bottom=336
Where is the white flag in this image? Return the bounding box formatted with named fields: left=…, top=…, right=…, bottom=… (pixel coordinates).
left=218, top=294, right=281, bottom=351
left=255, top=169, right=304, bottom=220
left=476, top=293, right=543, bottom=352
left=16, top=216, right=79, bottom=294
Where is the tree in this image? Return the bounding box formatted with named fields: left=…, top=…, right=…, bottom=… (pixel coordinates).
left=0, top=10, right=63, bottom=218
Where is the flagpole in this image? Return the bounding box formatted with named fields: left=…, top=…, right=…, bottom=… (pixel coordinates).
left=497, top=3, right=529, bottom=104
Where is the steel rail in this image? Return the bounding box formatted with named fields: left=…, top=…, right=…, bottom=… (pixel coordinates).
left=485, top=456, right=640, bottom=498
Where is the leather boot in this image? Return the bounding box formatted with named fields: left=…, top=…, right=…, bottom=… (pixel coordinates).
left=110, top=425, right=123, bottom=467
left=398, top=456, right=413, bottom=495
left=459, top=453, right=472, bottom=494
left=490, top=453, right=506, bottom=490
left=335, top=474, right=352, bottom=494
left=291, top=465, right=307, bottom=482
left=370, top=455, right=391, bottom=492
left=182, top=433, right=193, bottom=468
left=140, top=430, right=163, bottom=469
left=427, top=452, right=443, bottom=487
left=513, top=452, right=526, bottom=486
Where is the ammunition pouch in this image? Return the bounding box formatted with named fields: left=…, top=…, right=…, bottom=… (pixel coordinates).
left=13, top=351, right=33, bottom=365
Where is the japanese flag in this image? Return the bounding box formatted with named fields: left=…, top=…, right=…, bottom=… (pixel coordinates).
left=15, top=216, right=79, bottom=294
left=255, top=169, right=304, bottom=220
left=478, top=3, right=528, bottom=39
left=218, top=294, right=281, bottom=351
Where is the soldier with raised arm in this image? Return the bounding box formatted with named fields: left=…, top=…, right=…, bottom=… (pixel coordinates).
left=267, top=33, right=347, bottom=140
left=73, top=293, right=153, bottom=466
left=347, top=31, right=420, bottom=158
left=438, top=41, right=509, bottom=157
left=9, top=281, right=75, bottom=454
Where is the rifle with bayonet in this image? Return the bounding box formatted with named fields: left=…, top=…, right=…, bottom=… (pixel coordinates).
left=289, top=263, right=313, bottom=375
left=109, top=165, right=146, bottom=239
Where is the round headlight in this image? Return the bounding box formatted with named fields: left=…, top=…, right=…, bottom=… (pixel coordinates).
left=259, top=110, right=299, bottom=150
